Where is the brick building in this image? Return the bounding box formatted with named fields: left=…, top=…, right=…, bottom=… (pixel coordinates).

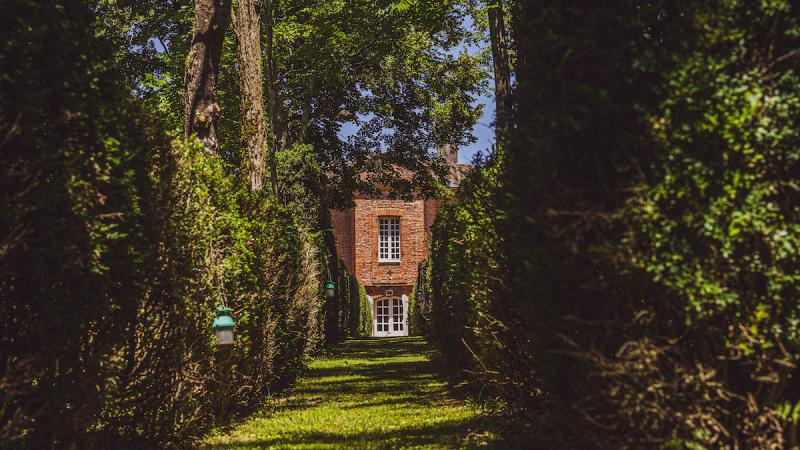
left=330, top=146, right=468, bottom=337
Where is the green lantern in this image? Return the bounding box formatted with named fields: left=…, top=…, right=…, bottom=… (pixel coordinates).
left=324, top=281, right=336, bottom=299
left=212, top=306, right=236, bottom=345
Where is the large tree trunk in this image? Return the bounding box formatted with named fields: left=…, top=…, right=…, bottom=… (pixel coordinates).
left=184, top=0, right=232, bottom=154
left=488, top=0, right=512, bottom=140
left=235, top=0, right=268, bottom=191
left=264, top=0, right=280, bottom=196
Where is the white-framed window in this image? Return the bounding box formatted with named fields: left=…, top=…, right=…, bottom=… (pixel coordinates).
left=378, top=217, right=401, bottom=262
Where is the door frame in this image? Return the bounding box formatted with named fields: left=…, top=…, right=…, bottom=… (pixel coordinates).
left=368, top=294, right=409, bottom=337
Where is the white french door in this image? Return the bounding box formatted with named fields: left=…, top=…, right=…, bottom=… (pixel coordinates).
left=374, top=298, right=406, bottom=337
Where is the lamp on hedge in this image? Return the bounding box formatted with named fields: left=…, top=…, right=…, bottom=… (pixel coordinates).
left=212, top=306, right=236, bottom=345
left=324, top=281, right=336, bottom=300
left=323, top=248, right=336, bottom=300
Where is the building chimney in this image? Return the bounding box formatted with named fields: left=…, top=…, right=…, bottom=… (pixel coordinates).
left=438, top=144, right=458, bottom=166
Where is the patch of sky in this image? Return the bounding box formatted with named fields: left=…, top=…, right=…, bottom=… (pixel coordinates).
left=466, top=91, right=495, bottom=164
left=151, top=37, right=168, bottom=54
left=455, top=14, right=496, bottom=164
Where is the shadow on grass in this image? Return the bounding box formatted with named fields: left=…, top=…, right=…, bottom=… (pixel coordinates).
left=208, top=417, right=484, bottom=449
left=205, top=337, right=516, bottom=449
left=296, top=338, right=445, bottom=400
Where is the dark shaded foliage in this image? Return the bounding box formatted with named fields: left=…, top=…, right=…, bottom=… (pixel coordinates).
left=0, top=1, right=358, bottom=447
left=416, top=1, right=800, bottom=448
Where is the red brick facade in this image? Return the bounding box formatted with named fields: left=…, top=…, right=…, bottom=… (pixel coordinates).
left=330, top=158, right=470, bottom=336
left=331, top=197, right=446, bottom=299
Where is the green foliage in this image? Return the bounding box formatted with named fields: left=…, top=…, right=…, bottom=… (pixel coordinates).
left=414, top=151, right=529, bottom=392
left=92, top=134, right=361, bottom=446
left=330, top=259, right=359, bottom=342
left=408, top=262, right=429, bottom=336
left=419, top=0, right=800, bottom=448
left=276, top=143, right=324, bottom=225
left=357, top=283, right=372, bottom=337
left=266, top=0, right=487, bottom=203
left=0, top=0, right=361, bottom=447
left=634, top=3, right=800, bottom=348
left=135, top=0, right=487, bottom=205
left=0, top=0, right=168, bottom=445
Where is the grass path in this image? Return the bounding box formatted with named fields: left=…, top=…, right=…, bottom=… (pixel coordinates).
left=203, top=337, right=497, bottom=449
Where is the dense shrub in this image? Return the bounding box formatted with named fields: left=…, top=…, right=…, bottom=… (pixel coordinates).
left=0, top=1, right=359, bottom=447
left=414, top=152, right=536, bottom=396
left=1, top=0, right=164, bottom=445
left=357, top=283, right=373, bottom=337
left=416, top=1, right=800, bottom=448
left=408, top=261, right=430, bottom=336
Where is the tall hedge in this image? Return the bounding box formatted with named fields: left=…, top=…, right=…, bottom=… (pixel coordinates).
left=416, top=1, right=800, bottom=448
left=0, top=1, right=359, bottom=447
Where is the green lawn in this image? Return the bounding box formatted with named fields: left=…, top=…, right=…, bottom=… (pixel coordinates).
left=202, top=337, right=499, bottom=449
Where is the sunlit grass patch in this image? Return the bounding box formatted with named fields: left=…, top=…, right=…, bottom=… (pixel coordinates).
left=203, top=337, right=497, bottom=449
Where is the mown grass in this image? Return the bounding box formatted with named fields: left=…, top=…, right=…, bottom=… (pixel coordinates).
left=202, top=337, right=500, bottom=449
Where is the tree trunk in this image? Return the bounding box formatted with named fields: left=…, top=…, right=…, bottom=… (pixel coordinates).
left=235, top=0, right=268, bottom=191
left=184, top=0, right=232, bottom=154
left=263, top=0, right=281, bottom=196
left=488, top=0, right=512, bottom=140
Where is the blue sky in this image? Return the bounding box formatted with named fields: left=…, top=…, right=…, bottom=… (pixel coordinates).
left=454, top=13, right=496, bottom=164
left=461, top=91, right=495, bottom=163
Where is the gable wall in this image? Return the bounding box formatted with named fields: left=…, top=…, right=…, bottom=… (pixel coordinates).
left=330, top=192, right=457, bottom=296
left=352, top=198, right=426, bottom=287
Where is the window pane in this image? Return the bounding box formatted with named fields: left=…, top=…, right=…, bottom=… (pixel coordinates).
left=379, top=218, right=401, bottom=261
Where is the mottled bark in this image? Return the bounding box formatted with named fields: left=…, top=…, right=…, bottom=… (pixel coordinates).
left=264, top=0, right=279, bottom=195
left=235, top=0, right=268, bottom=191
left=488, top=0, right=512, bottom=139
left=184, top=0, right=232, bottom=154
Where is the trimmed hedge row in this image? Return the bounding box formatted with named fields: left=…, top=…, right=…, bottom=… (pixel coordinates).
left=414, top=1, right=800, bottom=448
left=0, top=2, right=360, bottom=447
